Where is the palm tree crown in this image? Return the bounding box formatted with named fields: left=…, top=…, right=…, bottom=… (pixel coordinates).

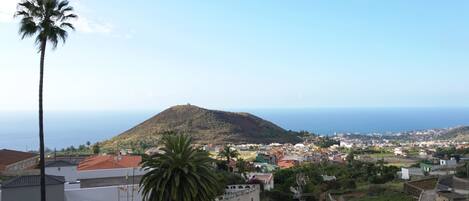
left=16, top=0, right=76, bottom=50
left=139, top=134, right=219, bottom=201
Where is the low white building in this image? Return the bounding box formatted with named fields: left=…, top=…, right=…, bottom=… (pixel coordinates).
left=1, top=175, right=65, bottom=201
left=218, top=185, right=260, bottom=201
left=340, top=141, right=353, bottom=148
left=248, top=173, right=274, bottom=191
left=77, top=155, right=147, bottom=188
left=322, top=175, right=337, bottom=181
left=394, top=147, right=407, bottom=157
left=440, top=159, right=457, bottom=166
left=45, top=160, right=78, bottom=182
left=65, top=184, right=141, bottom=201
left=400, top=167, right=424, bottom=180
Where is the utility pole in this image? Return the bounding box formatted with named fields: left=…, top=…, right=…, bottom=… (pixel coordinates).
left=132, top=167, right=135, bottom=201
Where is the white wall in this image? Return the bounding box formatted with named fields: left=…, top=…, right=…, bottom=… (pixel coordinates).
left=221, top=185, right=260, bottom=201
left=65, top=185, right=142, bottom=201
left=401, top=168, right=410, bottom=180
left=247, top=173, right=274, bottom=191
left=46, top=166, right=78, bottom=182
left=439, top=159, right=457, bottom=166
left=78, top=168, right=147, bottom=180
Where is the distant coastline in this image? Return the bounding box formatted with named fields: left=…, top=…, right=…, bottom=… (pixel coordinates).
left=1, top=107, right=469, bottom=150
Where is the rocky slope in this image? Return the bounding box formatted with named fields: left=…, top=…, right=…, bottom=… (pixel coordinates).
left=102, top=105, right=302, bottom=149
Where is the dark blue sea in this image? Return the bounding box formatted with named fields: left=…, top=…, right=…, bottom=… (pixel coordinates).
left=1, top=107, right=469, bottom=150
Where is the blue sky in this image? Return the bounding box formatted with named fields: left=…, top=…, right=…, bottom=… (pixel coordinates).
left=1, top=0, right=469, bottom=110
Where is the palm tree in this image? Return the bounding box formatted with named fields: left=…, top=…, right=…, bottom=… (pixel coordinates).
left=218, top=145, right=239, bottom=171
left=140, top=134, right=219, bottom=201
left=15, top=1, right=76, bottom=201
left=236, top=158, right=250, bottom=179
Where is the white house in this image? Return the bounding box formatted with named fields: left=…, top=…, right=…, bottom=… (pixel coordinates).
left=45, top=160, right=78, bottom=182
left=400, top=167, right=424, bottom=180
left=340, top=141, right=353, bottom=148
left=394, top=147, right=407, bottom=157
left=248, top=173, right=274, bottom=191
left=440, top=159, right=457, bottom=166
left=77, top=155, right=147, bottom=188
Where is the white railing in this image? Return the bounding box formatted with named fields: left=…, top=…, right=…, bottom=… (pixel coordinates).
left=217, top=185, right=260, bottom=201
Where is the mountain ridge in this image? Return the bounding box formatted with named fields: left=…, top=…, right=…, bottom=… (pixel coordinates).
left=438, top=126, right=469, bottom=141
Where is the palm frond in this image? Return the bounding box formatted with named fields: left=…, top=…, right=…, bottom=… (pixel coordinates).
left=59, top=22, right=74, bottom=30
left=139, top=134, right=219, bottom=201
left=15, top=0, right=76, bottom=51
left=18, top=17, right=39, bottom=39
left=57, top=0, right=69, bottom=11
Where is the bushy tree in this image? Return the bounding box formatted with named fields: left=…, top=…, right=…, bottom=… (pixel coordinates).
left=218, top=146, right=239, bottom=172
left=92, top=143, right=100, bottom=154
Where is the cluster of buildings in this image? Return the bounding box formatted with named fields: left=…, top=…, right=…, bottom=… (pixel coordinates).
left=2, top=141, right=338, bottom=201
left=0, top=149, right=260, bottom=201
left=0, top=149, right=146, bottom=201
left=207, top=141, right=347, bottom=171
left=1, top=130, right=469, bottom=201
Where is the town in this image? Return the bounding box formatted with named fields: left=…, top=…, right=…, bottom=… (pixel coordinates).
left=2, top=0, right=469, bottom=201
left=1, top=127, right=468, bottom=201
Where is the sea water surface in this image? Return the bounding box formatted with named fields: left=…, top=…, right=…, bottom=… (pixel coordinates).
left=1, top=107, right=469, bottom=150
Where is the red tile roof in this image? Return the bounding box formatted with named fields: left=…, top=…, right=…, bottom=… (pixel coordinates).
left=277, top=159, right=298, bottom=169
left=0, top=149, right=38, bottom=170
left=77, top=155, right=142, bottom=171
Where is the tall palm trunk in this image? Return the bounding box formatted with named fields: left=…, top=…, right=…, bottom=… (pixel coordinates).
left=39, top=39, right=47, bottom=201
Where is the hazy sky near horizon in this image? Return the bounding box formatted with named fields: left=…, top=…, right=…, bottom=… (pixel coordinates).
left=1, top=0, right=469, bottom=111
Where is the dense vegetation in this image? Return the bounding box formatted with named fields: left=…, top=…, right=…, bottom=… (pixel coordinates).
left=438, top=126, right=469, bottom=141
left=435, top=147, right=469, bottom=158
left=456, top=162, right=469, bottom=178
left=315, top=137, right=340, bottom=148
left=263, top=158, right=399, bottom=201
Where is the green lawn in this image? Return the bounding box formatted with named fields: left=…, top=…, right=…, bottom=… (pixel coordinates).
left=338, top=181, right=415, bottom=201
left=350, top=191, right=415, bottom=201
left=365, top=152, right=394, bottom=159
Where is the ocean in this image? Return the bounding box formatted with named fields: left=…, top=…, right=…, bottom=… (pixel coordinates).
left=1, top=107, right=469, bottom=150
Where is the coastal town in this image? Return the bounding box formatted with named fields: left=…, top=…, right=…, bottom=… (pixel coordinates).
left=1, top=126, right=468, bottom=201
left=2, top=0, right=469, bottom=201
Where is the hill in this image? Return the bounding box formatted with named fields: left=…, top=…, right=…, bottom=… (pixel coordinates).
left=438, top=126, right=469, bottom=141
left=101, top=105, right=302, bottom=149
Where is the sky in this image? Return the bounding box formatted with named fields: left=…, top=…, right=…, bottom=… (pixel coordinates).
left=1, top=0, right=469, bottom=111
